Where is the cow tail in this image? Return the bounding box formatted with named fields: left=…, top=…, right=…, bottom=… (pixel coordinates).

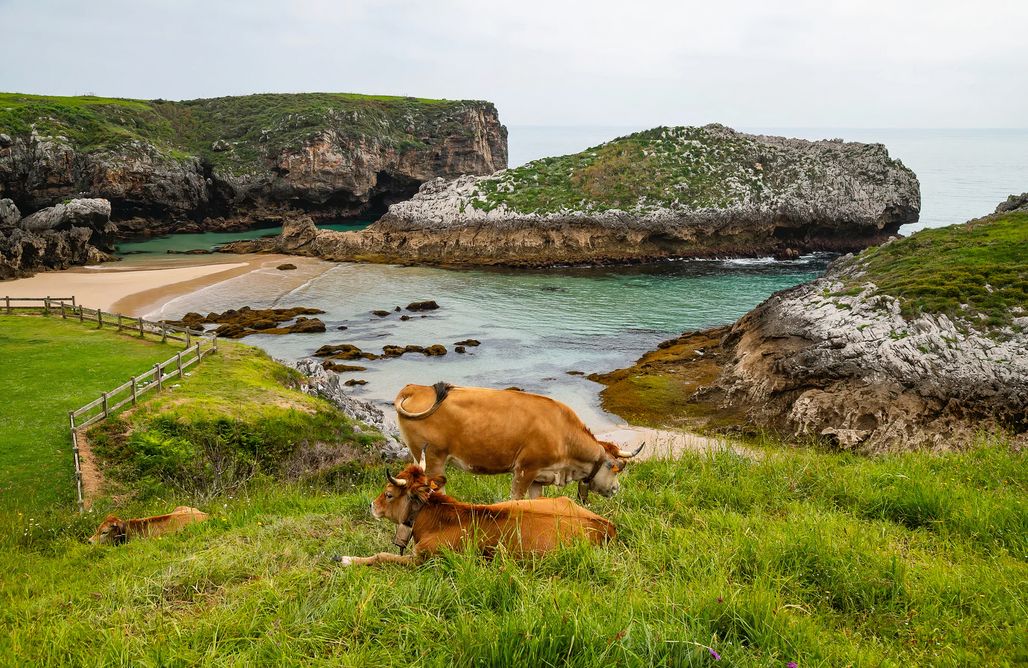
left=396, top=382, right=453, bottom=420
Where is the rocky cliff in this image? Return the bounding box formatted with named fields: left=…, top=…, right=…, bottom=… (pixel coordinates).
left=0, top=93, right=506, bottom=238
left=594, top=199, right=1027, bottom=451
left=0, top=197, right=116, bottom=278
left=237, top=125, right=920, bottom=266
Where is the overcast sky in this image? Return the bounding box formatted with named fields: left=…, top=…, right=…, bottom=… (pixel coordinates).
left=1, top=0, right=1025, bottom=128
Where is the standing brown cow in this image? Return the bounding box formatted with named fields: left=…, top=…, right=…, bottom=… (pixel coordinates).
left=394, top=383, right=643, bottom=500
left=334, top=464, right=616, bottom=567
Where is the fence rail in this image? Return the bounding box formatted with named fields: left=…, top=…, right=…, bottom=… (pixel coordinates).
left=5, top=296, right=218, bottom=512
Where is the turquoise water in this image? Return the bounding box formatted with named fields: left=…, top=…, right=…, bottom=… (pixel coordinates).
left=147, top=255, right=827, bottom=427
left=115, top=222, right=369, bottom=260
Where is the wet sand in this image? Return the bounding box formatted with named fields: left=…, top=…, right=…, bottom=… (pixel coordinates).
left=1, top=254, right=319, bottom=316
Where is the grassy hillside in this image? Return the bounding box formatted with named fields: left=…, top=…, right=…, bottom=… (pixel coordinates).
left=1, top=314, right=1024, bottom=664
left=1, top=441, right=1024, bottom=665
left=0, top=92, right=488, bottom=174
left=470, top=125, right=909, bottom=215
left=837, top=209, right=1028, bottom=327
left=0, top=315, right=184, bottom=511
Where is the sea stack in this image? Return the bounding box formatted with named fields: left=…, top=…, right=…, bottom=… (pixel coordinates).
left=237, top=124, right=920, bottom=267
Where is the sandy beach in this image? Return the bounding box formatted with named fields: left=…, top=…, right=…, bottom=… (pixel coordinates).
left=1, top=254, right=319, bottom=316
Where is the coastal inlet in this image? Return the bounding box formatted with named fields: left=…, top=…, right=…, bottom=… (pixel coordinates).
left=142, top=255, right=828, bottom=428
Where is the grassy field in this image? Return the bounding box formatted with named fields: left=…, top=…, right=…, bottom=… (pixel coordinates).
left=0, top=440, right=1024, bottom=666
left=1, top=318, right=1025, bottom=665
left=0, top=315, right=185, bottom=511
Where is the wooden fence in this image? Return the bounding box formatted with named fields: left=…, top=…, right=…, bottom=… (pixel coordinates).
left=4, top=296, right=218, bottom=512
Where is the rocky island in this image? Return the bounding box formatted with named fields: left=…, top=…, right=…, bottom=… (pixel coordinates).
left=0, top=92, right=507, bottom=244
left=594, top=196, right=1028, bottom=451
left=229, top=124, right=921, bottom=266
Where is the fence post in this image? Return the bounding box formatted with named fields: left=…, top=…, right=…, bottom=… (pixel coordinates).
left=71, top=296, right=76, bottom=308
left=161, top=323, right=168, bottom=343
left=185, top=329, right=191, bottom=348
left=177, top=351, right=183, bottom=377
left=213, top=335, right=218, bottom=353
left=138, top=316, right=144, bottom=338
left=4, top=296, right=9, bottom=314
left=97, top=309, right=102, bottom=329
left=155, top=363, right=163, bottom=391
left=69, top=411, right=84, bottom=513
left=101, top=392, right=109, bottom=418
left=117, top=314, right=123, bottom=332
left=61, top=301, right=67, bottom=319
left=195, top=342, right=201, bottom=362
left=44, top=296, right=50, bottom=315
left=131, top=376, right=138, bottom=405
left=78, top=304, right=84, bottom=322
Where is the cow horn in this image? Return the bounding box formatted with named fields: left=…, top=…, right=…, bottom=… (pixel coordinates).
left=418, top=444, right=430, bottom=470
left=386, top=469, right=407, bottom=487
left=617, top=442, right=645, bottom=459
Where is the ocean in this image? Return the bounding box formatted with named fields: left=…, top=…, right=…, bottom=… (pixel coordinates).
left=125, top=128, right=1028, bottom=427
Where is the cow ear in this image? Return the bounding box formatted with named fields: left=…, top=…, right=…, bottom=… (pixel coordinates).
left=429, top=475, right=447, bottom=491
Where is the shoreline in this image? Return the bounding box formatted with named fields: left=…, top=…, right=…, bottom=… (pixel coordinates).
left=1, top=254, right=320, bottom=316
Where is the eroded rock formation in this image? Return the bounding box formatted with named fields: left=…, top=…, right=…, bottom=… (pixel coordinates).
left=0, top=93, right=507, bottom=239
left=0, top=197, right=116, bottom=279
left=232, top=125, right=920, bottom=266
left=594, top=202, right=1027, bottom=451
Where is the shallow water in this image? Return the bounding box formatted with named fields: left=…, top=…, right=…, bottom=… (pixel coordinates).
left=115, top=222, right=368, bottom=263
left=147, top=256, right=827, bottom=428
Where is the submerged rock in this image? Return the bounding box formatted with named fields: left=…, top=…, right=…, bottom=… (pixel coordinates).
left=406, top=300, right=440, bottom=311
left=163, top=306, right=326, bottom=338
left=276, top=263, right=297, bottom=270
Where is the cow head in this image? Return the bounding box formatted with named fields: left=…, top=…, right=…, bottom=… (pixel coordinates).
left=370, top=464, right=447, bottom=524
left=582, top=441, right=645, bottom=498
left=88, top=515, right=127, bottom=545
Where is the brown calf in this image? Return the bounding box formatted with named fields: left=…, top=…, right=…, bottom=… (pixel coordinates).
left=395, top=383, right=643, bottom=500
left=88, top=506, right=209, bottom=545
left=335, top=464, right=616, bottom=567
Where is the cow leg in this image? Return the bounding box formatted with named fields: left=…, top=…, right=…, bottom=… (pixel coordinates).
left=527, top=482, right=545, bottom=499
left=335, top=552, right=419, bottom=567
left=510, top=468, right=538, bottom=500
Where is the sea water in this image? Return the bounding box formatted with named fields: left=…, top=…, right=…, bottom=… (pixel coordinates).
left=123, top=128, right=1028, bottom=427
left=147, top=256, right=825, bottom=427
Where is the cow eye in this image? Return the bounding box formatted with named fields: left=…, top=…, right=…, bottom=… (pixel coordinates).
left=385, top=493, right=393, bottom=499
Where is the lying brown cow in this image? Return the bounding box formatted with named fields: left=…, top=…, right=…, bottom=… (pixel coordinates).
left=335, top=464, right=616, bottom=567
left=88, top=506, right=209, bottom=545
left=395, top=383, right=643, bottom=500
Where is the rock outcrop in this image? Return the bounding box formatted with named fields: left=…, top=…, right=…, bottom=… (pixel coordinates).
left=233, top=125, right=920, bottom=266
left=0, top=92, right=507, bottom=239
left=594, top=202, right=1027, bottom=451
left=295, top=358, right=407, bottom=459
left=0, top=197, right=116, bottom=279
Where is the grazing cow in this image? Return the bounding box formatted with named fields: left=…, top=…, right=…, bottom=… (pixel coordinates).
left=88, top=506, right=209, bottom=545
left=394, top=383, right=643, bottom=500
left=335, top=464, right=616, bottom=567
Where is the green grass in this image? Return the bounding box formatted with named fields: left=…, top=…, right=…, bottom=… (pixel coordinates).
left=839, top=210, right=1028, bottom=327
left=0, top=315, right=185, bottom=511
left=0, top=91, right=495, bottom=174
left=0, top=441, right=1024, bottom=665
left=1, top=316, right=1024, bottom=664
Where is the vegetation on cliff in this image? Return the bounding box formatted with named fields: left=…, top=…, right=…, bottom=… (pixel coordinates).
left=0, top=92, right=491, bottom=175
left=836, top=209, right=1028, bottom=327
left=470, top=125, right=915, bottom=215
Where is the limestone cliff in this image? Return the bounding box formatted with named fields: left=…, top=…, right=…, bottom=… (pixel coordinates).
left=0, top=93, right=507, bottom=238
left=594, top=200, right=1027, bottom=451
left=0, top=198, right=116, bottom=279
left=243, top=125, right=920, bottom=266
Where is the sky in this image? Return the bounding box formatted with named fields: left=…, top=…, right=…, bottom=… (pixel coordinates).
left=1, top=0, right=1026, bottom=128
